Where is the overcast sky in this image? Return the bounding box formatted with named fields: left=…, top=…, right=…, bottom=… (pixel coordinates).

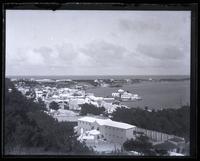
left=6, top=10, right=191, bottom=76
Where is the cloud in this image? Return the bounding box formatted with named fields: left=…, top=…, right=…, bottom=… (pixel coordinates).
left=80, top=40, right=128, bottom=67
left=6, top=43, right=80, bottom=74
left=34, top=46, right=53, bottom=58
left=6, top=40, right=188, bottom=76
left=7, top=48, right=46, bottom=67
left=31, top=43, right=79, bottom=68
left=119, top=19, right=161, bottom=33
left=25, top=50, right=45, bottom=65
left=6, top=11, right=190, bottom=75
left=56, top=43, right=78, bottom=63
left=136, top=44, right=184, bottom=60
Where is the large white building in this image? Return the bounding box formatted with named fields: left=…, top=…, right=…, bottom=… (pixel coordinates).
left=76, top=116, right=136, bottom=144
left=76, top=116, right=184, bottom=146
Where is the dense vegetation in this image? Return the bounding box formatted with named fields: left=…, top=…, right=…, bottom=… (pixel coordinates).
left=112, top=106, right=190, bottom=141
left=4, top=78, right=93, bottom=155
left=123, top=135, right=156, bottom=156
left=13, top=79, right=40, bottom=88
left=74, top=80, right=99, bottom=87
left=79, top=103, right=106, bottom=116
left=123, top=135, right=170, bottom=156
left=49, top=101, right=60, bottom=111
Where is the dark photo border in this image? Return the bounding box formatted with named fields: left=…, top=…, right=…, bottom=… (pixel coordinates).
left=1, top=1, right=198, bottom=159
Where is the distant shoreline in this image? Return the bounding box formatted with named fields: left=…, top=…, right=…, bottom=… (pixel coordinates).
left=6, top=75, right=190, bottom=81
left=6, top=74, right=190, bottom=77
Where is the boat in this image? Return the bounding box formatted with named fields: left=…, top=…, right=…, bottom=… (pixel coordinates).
left=111, top=90, right=142, bottom=102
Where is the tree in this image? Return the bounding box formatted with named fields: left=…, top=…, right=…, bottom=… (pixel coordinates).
left=80, top=103, right=105, bottom=116
left=123, top=135, right=155, bottom=156
left=38, top=98, right=48, bottom=111
left=64, top=104, right=69, bottom=110
left=154, top=149, right=169, bottom=156
left=49, top=101, right=59, bottom=111
left=5, top=78, right=94, bottom=154
left=112, top=106, right=190, bottom=140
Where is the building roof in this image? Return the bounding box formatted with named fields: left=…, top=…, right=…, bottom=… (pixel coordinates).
left=78, top=116, right=103, bottom=123
left=169, top=152, right=184, bottom=156
left=168, top=137, right=184, bottom=143
left=52, top=95, right=59, bottom=98
left=118, top=89, right=124, bottom=93
left=60, top=94, right=70, bottom=97
left=88, top=95, right=103, bottom=101
left=104, top=119, right=135, bottom=129
left=87, top=129, right=101, bottom=135
left=78, top=116, right=135, bottom=129
left=79, top=135, right=94, bottom=140
left=36, top=79, right=55, bottom=82
left=70, top=98, right=86, bottom=104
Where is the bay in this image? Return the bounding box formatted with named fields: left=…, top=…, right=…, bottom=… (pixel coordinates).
left=86, top=81, right=190, bottom=110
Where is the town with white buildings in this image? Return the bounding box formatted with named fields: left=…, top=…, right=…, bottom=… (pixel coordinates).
left=10, top=78, right=188, bottom=156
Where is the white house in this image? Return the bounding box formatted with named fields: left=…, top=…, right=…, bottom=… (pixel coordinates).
left=76, top=116, right=136, bottom=144
left=69, top=98, right=86, bottom=110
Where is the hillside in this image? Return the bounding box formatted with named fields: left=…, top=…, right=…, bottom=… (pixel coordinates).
left=111, top=106, right=190, bottom=141
left=4, top=78, right=93, bottom=155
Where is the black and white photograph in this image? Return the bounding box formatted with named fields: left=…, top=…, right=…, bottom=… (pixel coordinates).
left=3, top=3, right=198, bottom=157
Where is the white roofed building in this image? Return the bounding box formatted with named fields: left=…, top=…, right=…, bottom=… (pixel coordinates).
left=76, top=116, right=136, bottom=145
left=118, top=89, right=124, bottom=93
left=69, top=98, right=86, bottom=110
left=52, top=95, right=59, bottom=99
left=36, top=79, right=55, bottom=83
left=112, top=92, right=120, bottom=98
left=101, top=101, right=118, bottom=114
